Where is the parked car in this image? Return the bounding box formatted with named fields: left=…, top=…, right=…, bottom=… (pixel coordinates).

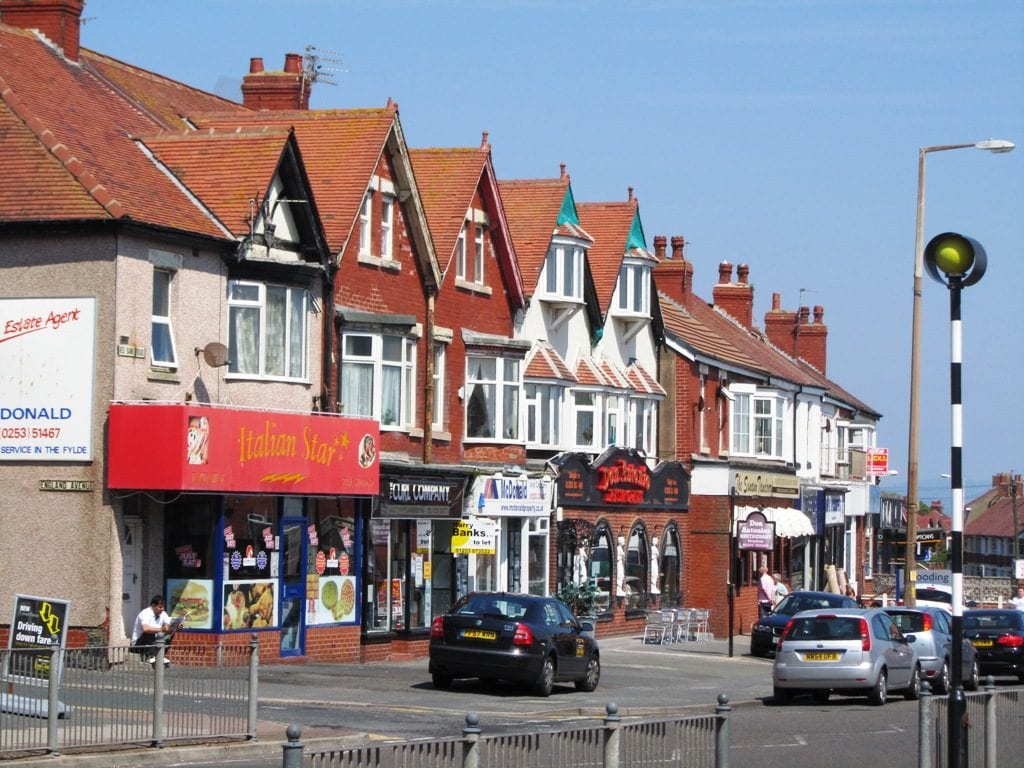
left=750, top=590, right=859, bottom=658
left=772, top=607, right=920, bottom=706
left=963, top=609, right=1024, bottom=682
left=428, top=592, right=600, bottom=696
left=884, top=606, right=979, bottom=692
left=907, top=584, right=977, bottom=613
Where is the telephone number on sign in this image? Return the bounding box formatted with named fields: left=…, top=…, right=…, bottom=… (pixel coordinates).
left=0, top=427, right=61, bottom=439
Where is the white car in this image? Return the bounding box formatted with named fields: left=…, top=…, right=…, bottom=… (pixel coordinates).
left=911, top=585, right=977, bottom=613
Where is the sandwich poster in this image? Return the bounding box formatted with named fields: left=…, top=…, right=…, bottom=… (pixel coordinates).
left=167, top=578, right=213, bottom=629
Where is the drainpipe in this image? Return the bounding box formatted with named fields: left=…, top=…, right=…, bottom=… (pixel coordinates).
left=423, top=291, right=436, bottom=464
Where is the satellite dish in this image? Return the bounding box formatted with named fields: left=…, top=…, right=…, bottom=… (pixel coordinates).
left=202, top=342, right=229, bottom=368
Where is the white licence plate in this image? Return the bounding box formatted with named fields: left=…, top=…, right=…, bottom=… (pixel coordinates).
left=771, top=636, right=779, bottom=644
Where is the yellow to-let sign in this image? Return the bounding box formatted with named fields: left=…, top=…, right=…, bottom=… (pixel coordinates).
left=451, top=518, right=497, bottom=555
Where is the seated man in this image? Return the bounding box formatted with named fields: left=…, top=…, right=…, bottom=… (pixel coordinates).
left=131, top=594, right=177, bottom=667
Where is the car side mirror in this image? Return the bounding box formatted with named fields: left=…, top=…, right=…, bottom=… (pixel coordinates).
left=579, top=619, right=596, bottom=637
left=966, top=599, right=978, bottom=608
left=904, top=634, right=917, bottom=644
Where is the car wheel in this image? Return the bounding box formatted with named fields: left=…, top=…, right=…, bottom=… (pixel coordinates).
left=534, top=656, right=555, bottom=697
left=935, top=660, right=950, bottom=694
left=811, top=690, right=830, bottom=704
left=432, top=672, right=453, bottom=690
left=576, top=654, right=601, bottom=692
left=964, top=660, right=980, bottom=691
left=772, top=686, right=792, bottom=705
left=868, top=670, right=888, bottom=706
left=904, top=665, right=921, bottom=701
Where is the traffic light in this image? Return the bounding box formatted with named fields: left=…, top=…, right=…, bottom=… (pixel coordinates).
left=924, top=232, right=987, bottom=286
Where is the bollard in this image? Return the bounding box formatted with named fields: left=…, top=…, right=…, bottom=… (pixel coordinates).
left=462, top=712, right=481, bottom=768
left=917, top=680, right=932, bottom=768
left=281, top=724, right=303, bottom=768
left=984, top=676, right=997, bottom=768
left=248, top=633, right=260, bottom=740
left=715, top=694, right=731, bottom=768
left=152, top=638, right=166, bottom=747
left=603, top=702, right=620, bottom=768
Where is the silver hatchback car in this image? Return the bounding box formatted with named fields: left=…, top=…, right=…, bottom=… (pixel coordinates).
left=884, top=606, right=980, bottom=693
left=772, top=607, right=920, bottom=706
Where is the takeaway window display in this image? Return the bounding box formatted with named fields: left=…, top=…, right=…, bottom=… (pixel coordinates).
left=307, top=499, right=358, bottom=625
left=221, top=497, right=278, bottom=630
left=164, top=498, right=217, bottom=629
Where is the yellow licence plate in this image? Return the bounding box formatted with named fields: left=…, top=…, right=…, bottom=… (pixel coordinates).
left=461, top=629, right=497, bottom=640
left=803, top=651, right=840, bottom=662
left=972, top=639, right=993, bottom=648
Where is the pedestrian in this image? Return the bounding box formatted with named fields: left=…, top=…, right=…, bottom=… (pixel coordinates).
left=757, top=565, right=775, bottom=617
left=1010, top=586, right=1024, bottom=610
left=772, top=573, right=790, bottom=607
left=131, top=594, right=178, bottom=667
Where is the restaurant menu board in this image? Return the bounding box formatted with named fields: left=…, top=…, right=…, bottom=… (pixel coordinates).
left=167, top=578, right=213, bottom=629
left=311, top=575, right=357, bottom=624
left=222, top=579, right=276, bottom=630
left=5, top=594, right=69, bottom=682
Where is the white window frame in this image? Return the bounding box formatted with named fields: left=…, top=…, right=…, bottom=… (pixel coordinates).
left=151, top=268, right=177, bottom=368
left=731, top=390, right=786, bottom=460
left=630, top=397, right=657, bottom=455
left=617, top=262, right=651, bottom=316
left=359, top=192, right=372, bottom=255
left=432, top=342, right=446, bottom=430
left=605, top=393, right=625, bottom=448
left=525, top=382, right=563, bottom=448
left=380, top=194, right=394, bottom=260
left=473, top=224, right=485, bottom=284
left=573, top=389, right=599, bottom=450
left=542, top=240, right=584, bottom=302
left=465, top=354, right=520, bottom=441
left=340, top=332, right=416, bottom=429
left=227, top=279, right=308, bottom=380
left=454, top=224, right=466, bottom=280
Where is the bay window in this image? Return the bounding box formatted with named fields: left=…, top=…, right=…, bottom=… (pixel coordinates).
left=227, top=280, right=307, bottom=379
left=631, top=397, right=657, bottom=455
left=466, top=355, right=520, bottom=440
left=574, top=390, right=598, bottom=449
left=525, top=383, right=563, bottom=447
left=732, top=391, right=786, bottom=459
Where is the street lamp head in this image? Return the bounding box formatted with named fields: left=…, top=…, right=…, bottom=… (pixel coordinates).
left=974, top=139, right=1015, bottom=154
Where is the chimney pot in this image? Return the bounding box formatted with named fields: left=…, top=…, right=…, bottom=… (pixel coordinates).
left=653, top=235, right=667, bottom=260
left=480, top=131, right=489, bottom=149
left=559, top=163, right=567, bottom=180
left=249, top=57, right=265, bottom=73
left=670, top=236, right=685, bottom=261
left=284, top=52, right=302, bottom=73
left=627, top=186, right=633, bottom=201
left=772, top=292, right=781, bottom=311
left=813, top=305, right=824, bottom=323
left=737, top=264, right=750, bottom=285
left=717, top=261, right=733, bottom=283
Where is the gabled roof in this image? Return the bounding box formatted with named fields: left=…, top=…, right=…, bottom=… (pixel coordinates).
left=524, top=341, right=577, bottom=383
left=0, top=26, right=235, bottom=238
left=498, top=176, right=592, bottom=292
left=626, top=361, right=666, bottom=397
left=576, top=199, right=654, bottom=314
left=409, top=144, right=525, bottom=306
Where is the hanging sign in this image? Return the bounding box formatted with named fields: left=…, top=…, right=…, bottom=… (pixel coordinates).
left=736, top=510, right=775, bottom=551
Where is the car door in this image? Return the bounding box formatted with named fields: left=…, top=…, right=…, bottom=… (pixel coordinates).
left=544, top=600, right=582, bottom=678
left=874, top=613, right=913, bottom=687
left=933, top=610, right=953, bottom=663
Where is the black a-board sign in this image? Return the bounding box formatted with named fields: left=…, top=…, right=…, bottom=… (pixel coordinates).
left=5, top=594, right=69, bottom=682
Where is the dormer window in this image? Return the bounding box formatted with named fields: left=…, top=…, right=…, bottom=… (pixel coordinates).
left=542, top=241, right=583, bottom=302
left=617, top=263, right=650, bottom=316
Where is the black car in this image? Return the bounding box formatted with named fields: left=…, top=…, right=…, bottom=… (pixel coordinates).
left=964, top=608, right=1024, bottom=682
left=428, top=592, right=600, bottom=696
left=750, top=590, right=859, bottom=658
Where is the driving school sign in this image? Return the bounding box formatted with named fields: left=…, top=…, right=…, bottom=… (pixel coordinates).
left=5, top=594, right=69, bottom=682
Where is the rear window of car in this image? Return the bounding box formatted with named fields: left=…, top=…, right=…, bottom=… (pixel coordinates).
left=916, top=588, right=952, bottom=603
left=888, top=613, right=926, bottom=632
left=789, top=616, right=862, bottom=640
left=457, top=596, right=531, bottom=619
left=965, top=613, right=1024, bottom=631
left=778, top=594, right=851, bottom=614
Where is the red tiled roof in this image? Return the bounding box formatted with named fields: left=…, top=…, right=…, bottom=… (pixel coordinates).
left=141, top=129, right=295, bottom=237
left=599, top=360, right=630, bottom=390
left=965, top=496, right=1015, bottom=537
left=577, top=200, right=642, bottom=313
left=626, top=361, right=666, bottom=397
left=575, top=357, right=606, bottom=387
left=498, top=177, right=576, bottom=293
left=409, top=148, right=486, bottom=270
left=0, top=27, right=229, bottom=237
left=194, top=109, right=398, bottom=254
left=524, top=341, right=577, bottom=382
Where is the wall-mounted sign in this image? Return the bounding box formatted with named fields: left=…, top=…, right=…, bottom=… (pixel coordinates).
left=451, top=518, right=497, bottom=555
left=553, top=448, right=689, bottom=510
left=736, top=510, right=775, bottom=551
left=107, top=404, right=379, bottom=495
left=5, top=594, right=69, bottom=683
left=1, top=297, right=95, bottom=461
left=732, top=470, right=800, bottom=498
left=470, top=473, right=552, bottom=517
left=867, top=448, right=889, bottom=476
left=376, top=475, right=466, bottom=518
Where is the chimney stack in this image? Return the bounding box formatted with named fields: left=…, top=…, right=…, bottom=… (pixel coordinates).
left=654, top=235, right=694, bottom=307
left=712, top=262, right=754, bottom=328
left=241, top=52, right=310, bottom=111
left=763, top=295, right=828, bottom=373
left=1, top=0, right=84, bottom=61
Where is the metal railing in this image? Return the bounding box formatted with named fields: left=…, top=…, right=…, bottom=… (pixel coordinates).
left=0, top=636, right=258, bottom=757
left=288, top=697, right=732, bottom=768
left=918, top=678, right=1024, bottom=768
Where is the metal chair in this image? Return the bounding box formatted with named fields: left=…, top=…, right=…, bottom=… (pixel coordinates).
left=642, top=610, right=673, bottom=644
left=674, top=608, right=695, bottom=642
left=690, top=608, right=712, bottom=641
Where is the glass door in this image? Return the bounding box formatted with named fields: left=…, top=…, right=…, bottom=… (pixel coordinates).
left=280, top=518, right=306, bottom=656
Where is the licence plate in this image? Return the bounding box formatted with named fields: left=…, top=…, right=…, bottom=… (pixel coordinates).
left=461, top=629, right=497, bottom=640
left=971, top=639, right=993, bottom=648
left=803, top=651, right=840, bottom=662
left=771, top=636, right=779, bottom=645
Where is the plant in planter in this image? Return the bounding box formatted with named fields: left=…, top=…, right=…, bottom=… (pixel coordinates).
left=556, top=580, right=602, bottom=619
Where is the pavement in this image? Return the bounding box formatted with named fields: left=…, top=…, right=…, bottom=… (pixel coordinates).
left=1, top=632, right=766, bottom=767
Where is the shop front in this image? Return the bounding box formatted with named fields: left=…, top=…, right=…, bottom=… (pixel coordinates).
left=550, top=448, right=689, bottom=628
left=107, top=403, right=379, bottom=662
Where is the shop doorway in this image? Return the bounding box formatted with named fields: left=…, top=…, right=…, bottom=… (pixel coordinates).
left=280, top=518, right=306, bottom=656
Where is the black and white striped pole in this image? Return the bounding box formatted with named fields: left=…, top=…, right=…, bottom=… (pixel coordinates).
left=924, top=231, right=987, bottom=768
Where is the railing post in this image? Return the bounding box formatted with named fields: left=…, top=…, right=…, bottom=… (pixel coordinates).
left=603, top=701, right=620, bottom=768
left=462, top=712, right=481, bottom=768
left=281, top=724, right=303, bottom=768
left=152, top=638, right=165, bottom=747
left=917, top=680, right=933, bottom=768
left=984, top=676, right=997, bottom=768
left=46, top=648, right=60, bottom=754
left=248, top=633, right=260, bottom=740
left=715, top=694, right=731, bottom=768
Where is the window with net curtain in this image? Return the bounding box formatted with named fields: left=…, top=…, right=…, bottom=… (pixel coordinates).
left=340, top=333, right=415, bottom=426
left=466, top=355, right=520, bottom=440
left=228, top=280, right=306, bottom=378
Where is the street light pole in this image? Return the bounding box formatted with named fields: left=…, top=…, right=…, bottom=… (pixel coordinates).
left=905, top=139, right=1015, bottom=607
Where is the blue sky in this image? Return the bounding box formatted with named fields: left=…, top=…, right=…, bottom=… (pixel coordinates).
left=82, top=0, right=1023, bottom=509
